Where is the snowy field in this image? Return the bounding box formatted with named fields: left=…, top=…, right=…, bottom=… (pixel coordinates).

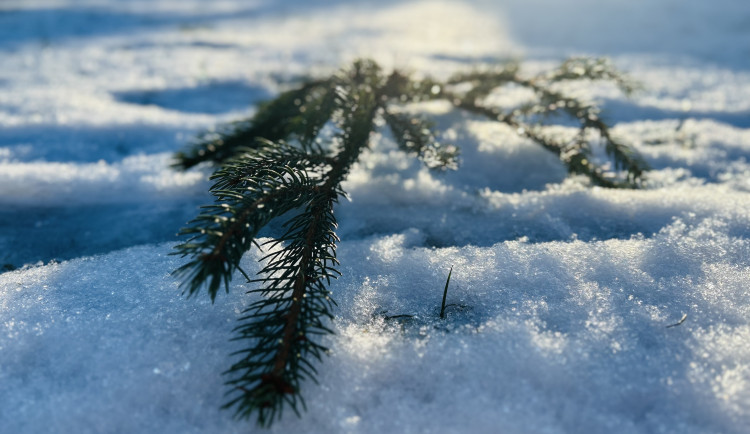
left=2, top=0, right=750, bottom=432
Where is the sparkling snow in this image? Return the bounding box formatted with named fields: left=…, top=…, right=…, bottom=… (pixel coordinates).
left=1, top=0, right=750, bottom=433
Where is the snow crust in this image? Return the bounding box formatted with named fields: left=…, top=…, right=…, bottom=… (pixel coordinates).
left=1, top=0, right=750, bottom=432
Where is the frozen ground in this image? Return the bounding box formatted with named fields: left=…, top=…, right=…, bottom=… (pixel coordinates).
left=1, top=1, right=750, bottom=433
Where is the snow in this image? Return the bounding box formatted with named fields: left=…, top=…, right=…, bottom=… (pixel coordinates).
left=1, top=0, right=750, bottom=432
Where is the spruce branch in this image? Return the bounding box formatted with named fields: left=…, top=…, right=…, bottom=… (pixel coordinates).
left=223, top=191, right=338, bottom=426
left=221, top=70, right=379, bottom=423
left=174, top=79, right=333, bottom=169
left=172, top=57, right=650, bottom=427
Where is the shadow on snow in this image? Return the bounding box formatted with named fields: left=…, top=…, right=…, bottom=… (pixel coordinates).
left=112, top=80, right=271, bottom=115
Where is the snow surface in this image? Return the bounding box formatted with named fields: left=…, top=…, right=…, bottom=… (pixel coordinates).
left=2, top=0, right=750, bottom=433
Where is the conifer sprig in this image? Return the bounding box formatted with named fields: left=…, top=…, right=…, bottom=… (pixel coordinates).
left=223, top=191, right=339, bottom=425
left=173, top=58, right=649, bottom=426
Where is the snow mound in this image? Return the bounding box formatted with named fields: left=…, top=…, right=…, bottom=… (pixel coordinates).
left=2, top=217, right=749, bottom=433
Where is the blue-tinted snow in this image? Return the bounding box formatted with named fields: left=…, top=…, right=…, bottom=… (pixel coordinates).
left=1, top=1, right=749, bottom=433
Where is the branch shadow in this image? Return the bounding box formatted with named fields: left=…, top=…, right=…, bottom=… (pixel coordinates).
left=0, top=200, right=205, bottom=269
left=0, top=124, right=191, bottom=163
left=112, top=80, right=271, bottom=115
left=0, top=5, right=273, bottom=48
left=0, top=0, right=406, bottom=49
left=603, top=99, right=750, bottom=130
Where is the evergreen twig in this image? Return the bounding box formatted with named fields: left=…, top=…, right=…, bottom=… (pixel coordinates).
left=172, top=57, right=649, bottom=426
